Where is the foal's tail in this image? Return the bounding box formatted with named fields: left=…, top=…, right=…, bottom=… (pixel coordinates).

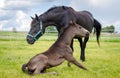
left=93, top=19, right=102, bottom=46
left=22, top=63, right=34, bottom=75
left=22, top=63, right=28, bottom=73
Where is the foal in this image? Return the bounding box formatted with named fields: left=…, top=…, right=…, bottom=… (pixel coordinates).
left=22, top=21, right=89, bottom=75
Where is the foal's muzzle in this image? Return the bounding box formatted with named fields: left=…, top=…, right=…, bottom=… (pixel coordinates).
left=85, top=32, right=90, bottom=37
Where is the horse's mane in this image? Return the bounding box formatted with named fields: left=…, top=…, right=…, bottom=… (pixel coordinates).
left=44, top=6, right=74, bottom=14
left=41, top=6, right=76, bottom=20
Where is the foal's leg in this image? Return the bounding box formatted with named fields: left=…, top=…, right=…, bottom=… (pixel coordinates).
left=67, top=39, right=74, bottom=67
left=33, top=56, right=48, bottom=75
left=78, top=37, right=89, bottom=61
left=64, top=52, right=87, bottom=70
left=33, top=63, right=47, bottom=75
left=70, top=39, right=74, bottom=51
left=41, top=72, right=59, bottom=75
left=33, top=68, right=41, bottom=75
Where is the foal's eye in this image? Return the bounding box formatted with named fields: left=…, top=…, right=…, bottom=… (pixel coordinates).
left=79, top=26, right=82, bottom=29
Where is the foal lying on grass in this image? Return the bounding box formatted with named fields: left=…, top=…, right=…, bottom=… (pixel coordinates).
left=22, top=21, right=89, bottom=75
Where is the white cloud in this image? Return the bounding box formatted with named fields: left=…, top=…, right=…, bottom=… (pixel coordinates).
left=0, top=0, right=120, bottom=32
left=0, top=0, right=35, bottom=31
left=2, top=0, right=35, bottom=12
left=15, top=11, right=31, bottom=31
left=0, top=0, right=5, bottom=8
left=0, top=0, right=59, bottom=31
left=0, top=20, right=8, bottom=30
left=16, top=11, right=26, bottom=23
left=89, top=0, right=108, bottom=7
left=5, top=0, right=31, bottom=6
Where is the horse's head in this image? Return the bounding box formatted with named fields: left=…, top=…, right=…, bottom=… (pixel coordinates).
left=70, top=21, right=90, bottom=37
left=27, top=14, right=45, bottom=44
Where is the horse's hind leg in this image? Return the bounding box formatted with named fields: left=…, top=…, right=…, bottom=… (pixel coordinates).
left=64, top=52, right=87, bottom=70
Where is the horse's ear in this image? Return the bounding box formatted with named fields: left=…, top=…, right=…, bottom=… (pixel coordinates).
left=31, top=16, right=34, bottom=20
left=35, top=14, right=39, bottom=21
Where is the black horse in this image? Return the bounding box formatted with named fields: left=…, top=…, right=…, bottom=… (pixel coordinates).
left=27, top=6, right=101, bottom=61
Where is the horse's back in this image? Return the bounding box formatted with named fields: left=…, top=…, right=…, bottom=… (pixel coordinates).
left=45, top=6, right=72, bottom=14
left=76, top=11, right=94, bottom=32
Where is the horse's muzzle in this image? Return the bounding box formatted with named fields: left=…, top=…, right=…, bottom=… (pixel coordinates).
left=26, top=36, right=35, bottom=44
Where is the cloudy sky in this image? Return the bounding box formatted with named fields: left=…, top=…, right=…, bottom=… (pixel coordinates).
left=0, top=0, right=120, bottom=32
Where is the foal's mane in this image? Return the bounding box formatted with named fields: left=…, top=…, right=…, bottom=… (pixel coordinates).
left=58, top=22, right=76, bottom=38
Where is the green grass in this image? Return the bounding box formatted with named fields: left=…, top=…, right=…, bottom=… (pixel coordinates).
left=0, top=31, right=120, bottom=78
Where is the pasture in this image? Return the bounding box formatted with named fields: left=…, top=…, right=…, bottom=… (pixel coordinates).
left=0, top=31, right=120, bottom=78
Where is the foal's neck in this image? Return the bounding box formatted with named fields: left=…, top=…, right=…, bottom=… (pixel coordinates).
left=56, top=26, right=75, bottom=46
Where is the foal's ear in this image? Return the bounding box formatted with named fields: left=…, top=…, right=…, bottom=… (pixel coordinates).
left=70, top=20, right=76, bottom=26
left=35, top=14, right=39, bottom=21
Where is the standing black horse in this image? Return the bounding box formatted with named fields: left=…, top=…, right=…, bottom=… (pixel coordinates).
left=27, top=6, right=101, bottom=61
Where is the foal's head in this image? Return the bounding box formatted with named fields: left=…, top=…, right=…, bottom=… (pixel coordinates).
left=27, top=14, right=45, bottom=44
left=69, top=21, right=89, bottom=37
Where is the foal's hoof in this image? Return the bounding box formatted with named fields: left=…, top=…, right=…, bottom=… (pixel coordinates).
left=67, top=62, right=71, bottom=67
left=50, top=72, right=59, bottom=76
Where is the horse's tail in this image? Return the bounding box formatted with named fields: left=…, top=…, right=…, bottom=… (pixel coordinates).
left=93, top=19, right=102, bottom=46
left=22, top=63, right=28, bottom=74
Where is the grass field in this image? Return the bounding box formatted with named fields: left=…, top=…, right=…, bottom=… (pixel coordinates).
left=0, top=31, right=120, bottom=78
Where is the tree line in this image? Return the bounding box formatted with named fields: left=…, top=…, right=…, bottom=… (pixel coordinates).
left=12, top=25, right=115, bottom=33
left=102, top=25, right=115, bottom=33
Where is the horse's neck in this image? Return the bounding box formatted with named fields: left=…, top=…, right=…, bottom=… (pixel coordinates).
left=42, top=13, right=57, bottom=22
left=56, top=26, right=75, bottom=46
left=41, top=13, right=64, bottom=26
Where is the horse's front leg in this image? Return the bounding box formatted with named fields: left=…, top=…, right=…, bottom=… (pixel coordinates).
left=78, top=37, right=89, bottom=61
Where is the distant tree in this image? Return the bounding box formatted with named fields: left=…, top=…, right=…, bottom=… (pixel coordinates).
left=12, top=27, right=17, bottom=33
left=102, top=25, right=115, bottom=33
left=46, top=26, right=57, bottom=33
left=109, top=25, right=115, bottom=33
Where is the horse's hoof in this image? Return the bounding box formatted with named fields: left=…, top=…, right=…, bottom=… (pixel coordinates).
left=80, top=57, right=85, bottom=62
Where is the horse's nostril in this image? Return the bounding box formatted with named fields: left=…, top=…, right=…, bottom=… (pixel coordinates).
left=26, top=37, right=35, bottom=44
left=26, top=38, right=30, bottom=43
left=26, top=37, right=30, bottom=42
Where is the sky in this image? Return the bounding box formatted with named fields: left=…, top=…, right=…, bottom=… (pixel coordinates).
left=0, top=0, right=120, bottom=33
